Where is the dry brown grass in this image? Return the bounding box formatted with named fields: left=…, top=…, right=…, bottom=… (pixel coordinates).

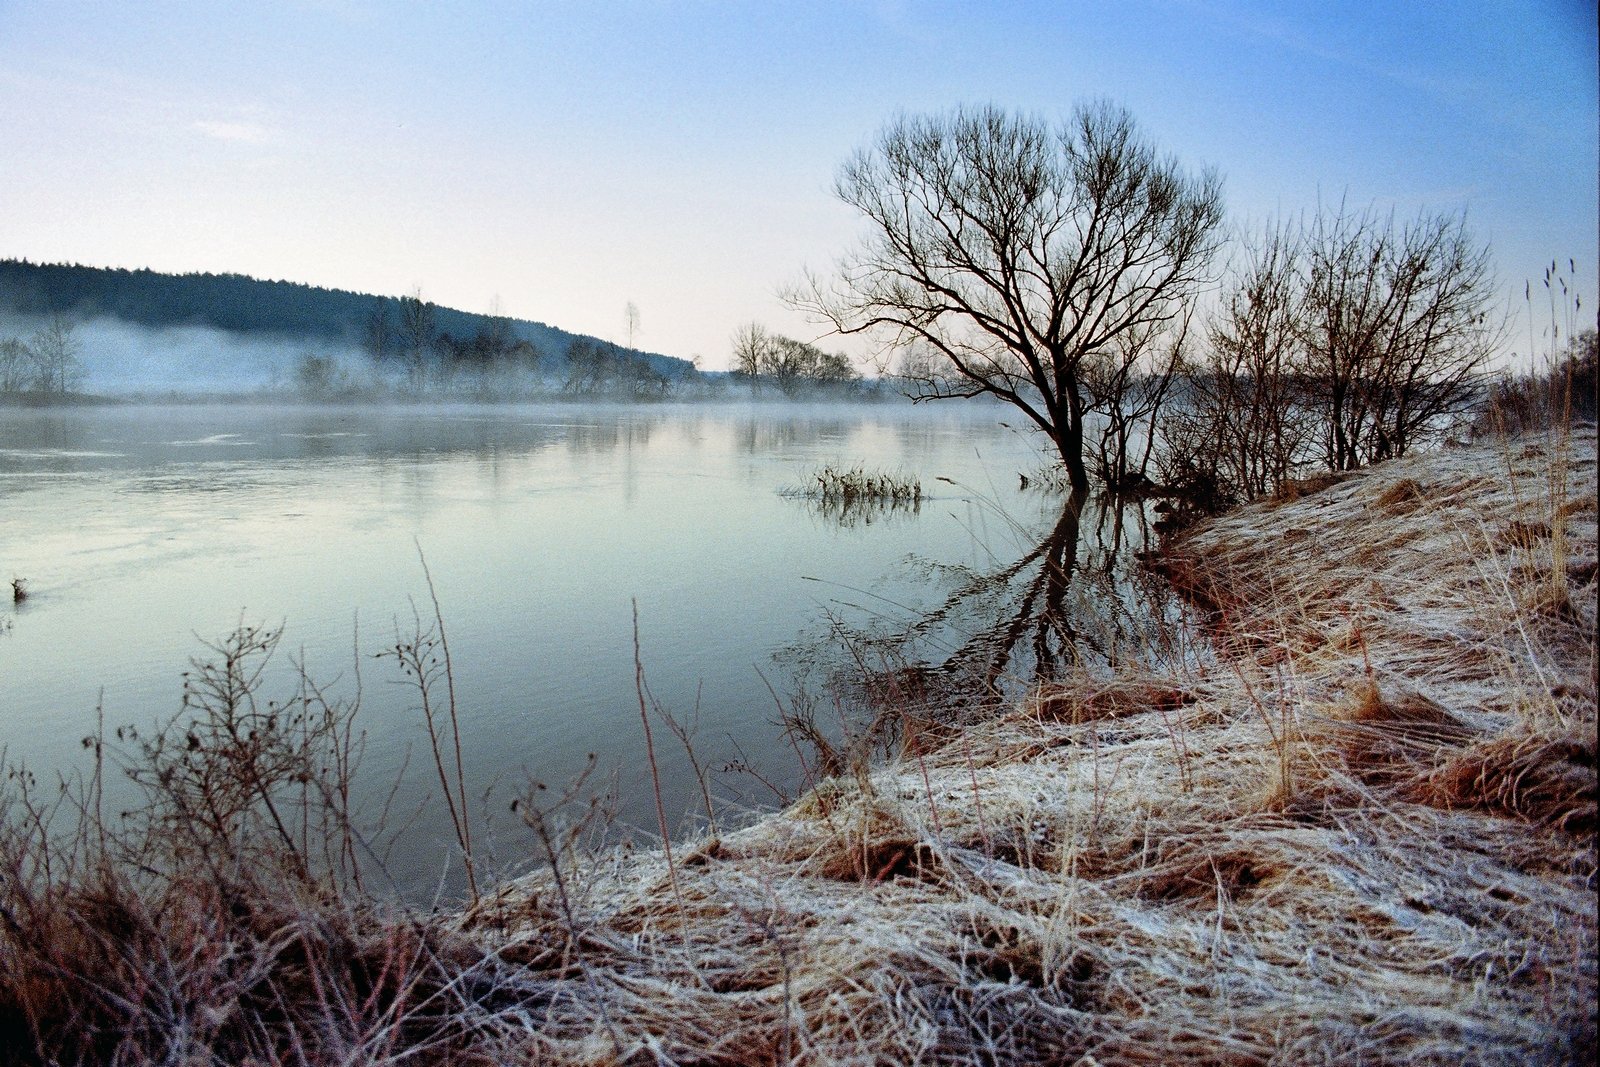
left=1266, top=469, right=1347, bottom=505
left=1372, top=476, right=1428, bottom=513
left=459, top=425, right=1591, bottom=1064
left=4, top=429, right=1594, bottom=1064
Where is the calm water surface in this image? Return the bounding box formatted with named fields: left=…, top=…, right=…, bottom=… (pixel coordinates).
left=1, top=401, right=1064, bottom=891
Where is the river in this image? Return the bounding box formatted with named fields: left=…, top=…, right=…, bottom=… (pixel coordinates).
left=0, top=399, right=1163, bottom=895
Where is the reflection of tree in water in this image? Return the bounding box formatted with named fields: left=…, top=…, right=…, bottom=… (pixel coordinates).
left=736, top=415, right=851, bottom=454
left=564, top=416, right=656, bottom=455
left=912, top=495, right=1087, bottom=698
left=801, top=490, right=1183, bottom=719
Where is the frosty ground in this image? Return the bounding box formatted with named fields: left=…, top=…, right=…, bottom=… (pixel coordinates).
left=457, top=426, right=1596, bottom=1064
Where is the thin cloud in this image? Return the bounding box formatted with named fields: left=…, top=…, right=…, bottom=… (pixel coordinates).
left=193, top=119, right=273, bottom=144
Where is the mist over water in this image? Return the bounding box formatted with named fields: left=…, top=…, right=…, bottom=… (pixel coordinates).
left=0, top=312, right=917, bottom=403
left=0, top=400, right=1072, bottom=894
left=0, top=314, right=352, bottom=394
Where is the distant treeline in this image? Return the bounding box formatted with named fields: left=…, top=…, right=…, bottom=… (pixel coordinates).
left=0, top=259, right=693, bottom=381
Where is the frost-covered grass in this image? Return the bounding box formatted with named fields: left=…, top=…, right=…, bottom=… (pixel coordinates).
left=2, top=429, right=1594, bottom=1064
left=452, top=426, right=1594, bottom=1063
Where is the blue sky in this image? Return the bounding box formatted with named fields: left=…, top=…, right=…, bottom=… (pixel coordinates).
left=1, top=0, right=1594, bottom=369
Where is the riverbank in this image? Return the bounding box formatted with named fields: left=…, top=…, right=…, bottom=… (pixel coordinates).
left=2, top=427, right=1593, bottom=1064
left=464, top=426, right=1596, bottom=1063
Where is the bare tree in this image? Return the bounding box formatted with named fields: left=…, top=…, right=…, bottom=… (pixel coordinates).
left=1298, top=205, right=1500, bottom=469
left=29, top=315, right=85, bottom=395
left=398, top=290, right=437, bottom=393
left=1083, top=311, right=1188, bottom=491
left=765, top=336, right=806, bottom=396
left=563, top=338, right=668, bottom=397
left=563, top=338, right=610, bottom=395
left=731, top=321, right=773, bottom=383
left=361, top=297, right=393, bottom=364
left=766, top=335, right=858, bottom=396
left=0, top=336, right=38, bottom=393
left=794, top=103, right=1225, bottom=492
left=1161, top=221, right=1315, bottom=502
left=484, top=298, right=513, bottom=360
left=731, top=323, right=859, bottom=396
left=624, top=301, right=641, bottom=350
left=1161, top=206, right=1502, bottom=507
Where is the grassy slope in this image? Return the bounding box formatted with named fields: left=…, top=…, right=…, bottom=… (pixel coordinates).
left=464, top=428, right=1597, bottom=1065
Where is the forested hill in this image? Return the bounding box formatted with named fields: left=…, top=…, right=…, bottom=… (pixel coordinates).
left=0, top=259, right=692, bottom=376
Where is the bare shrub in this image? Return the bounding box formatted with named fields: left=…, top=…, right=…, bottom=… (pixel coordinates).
left=1085, top=313, right=1188, bottom=492
left=0, top=623, right=508, bottom=1066
left=26, top=315, right=85, bottom=396
left=1475, top=327, right=1598, bottom=438
left=1299, top=205, right=1500, bottom=469
left=1159, top=221, right=1317, bottom=505
left=1162, top=205, right=1502, bottom=507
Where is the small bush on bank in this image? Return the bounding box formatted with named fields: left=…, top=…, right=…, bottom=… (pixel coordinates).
left=1473, top=328, right=1597, bottom=439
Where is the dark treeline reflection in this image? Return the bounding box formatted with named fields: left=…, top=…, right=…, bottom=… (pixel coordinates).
left=0, top=405, right=676, bottom=475
left=1, top=405, right=937, bottom=481
left=736, top=413, right=854, bottom=454
left=561, top=416, right=656, bottom=455
left=790, top=489, right=1187, bottom=721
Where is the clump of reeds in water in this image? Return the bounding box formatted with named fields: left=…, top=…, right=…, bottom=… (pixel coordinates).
left=787, top=463, right=928, bottom=524
left=808, top=464, right=923, bottom=505
left=788, top=464, right=925, bottom=526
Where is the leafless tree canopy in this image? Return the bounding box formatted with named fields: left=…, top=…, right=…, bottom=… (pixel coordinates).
left=0, top=335, right=36, bottom=392
left=21, top=316, right=84, bottom=395
left=362, top=296, right=393, bottom=364
left=1299, top=205, right=1501, bottom=469
left=729, top=321, right=860, bottom=396
left=398, top=290, right=438, bottom=392
left=1158, top=205, right=1504, bottom=507
left=731, top=321, right=772, bottom=381
left=624, top=300, right=641, bottom=349
left=1161, top=222, right=1316, bottom=503
left=795, top=102, right=1225, bottom=491
left=1082, top=311, right=1189, bottom=490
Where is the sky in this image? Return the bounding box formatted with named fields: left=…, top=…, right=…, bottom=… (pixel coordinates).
left=1, top=0, right=1595, bottom=371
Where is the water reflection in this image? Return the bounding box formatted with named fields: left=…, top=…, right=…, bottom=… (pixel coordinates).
left=563, top=415, right=657, bottom=455
left=0, top=406, right=708, bottom=500
left=735, top=412, right=858, bottom=454
left=1, top=401, right=1070, bottom=894
left=280, top=430, right=363, bottom=460
left=803, top=489, right=1180, bottom=715
left=801, top=493, right=924, bottom=529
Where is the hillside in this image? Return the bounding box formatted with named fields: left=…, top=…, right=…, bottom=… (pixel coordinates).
left=0, top=258, right=694, bottom=379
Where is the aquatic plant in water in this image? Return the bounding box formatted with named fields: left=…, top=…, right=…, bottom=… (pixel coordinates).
left=804, top=464, right=923, bottom=504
